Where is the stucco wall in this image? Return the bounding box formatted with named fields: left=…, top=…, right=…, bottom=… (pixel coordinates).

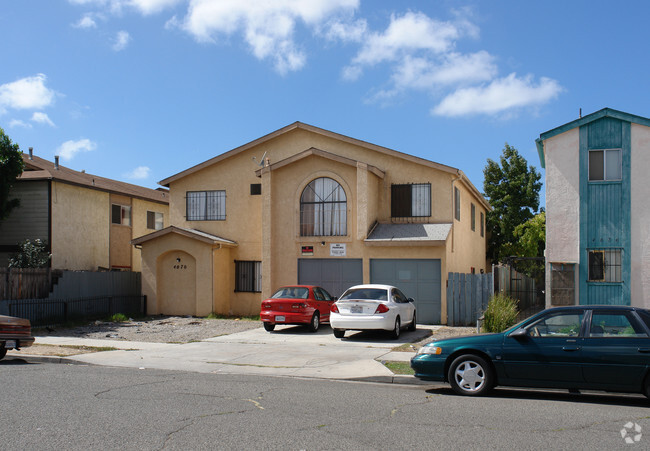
left=630, top=123, right=650, bottom=308
left=131, top=198, right=169, bottom=272
left=51, top=181, right=110, bottom=270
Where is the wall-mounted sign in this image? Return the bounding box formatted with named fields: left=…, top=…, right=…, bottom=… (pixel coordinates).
left=330, top=243, right=346, bottom=257
left=301, top=246, right=314, bottom=256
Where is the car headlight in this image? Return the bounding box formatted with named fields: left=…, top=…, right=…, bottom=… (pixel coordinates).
left=417, top=346, right=442, bottom=355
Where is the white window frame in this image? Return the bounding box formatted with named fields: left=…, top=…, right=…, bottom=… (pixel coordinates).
left=588, top=149, right=621, bottom=181
left=111, top=204, right=131, bottom=226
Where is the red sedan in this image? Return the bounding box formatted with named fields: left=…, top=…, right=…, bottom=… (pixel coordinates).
left=261, top=285, right=336, bottom=332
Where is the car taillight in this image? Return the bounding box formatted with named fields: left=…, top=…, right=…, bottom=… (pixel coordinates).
left=330, top=304, right=339, bottom=313
left=374, top=304, right=389, bottom=314
left=292, top=303, right=307, bottom=309
left=262, top=303, right=271, bottom=309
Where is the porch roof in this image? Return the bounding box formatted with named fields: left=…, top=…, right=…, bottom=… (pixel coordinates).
left=365, top=223, right=452, bottom=246
left=131, top=226, right=237, bottom=247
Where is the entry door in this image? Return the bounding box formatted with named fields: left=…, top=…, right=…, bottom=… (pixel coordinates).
left=370, top=259, right=441, bottom=324
left=298, top=259, right=362, bottom=298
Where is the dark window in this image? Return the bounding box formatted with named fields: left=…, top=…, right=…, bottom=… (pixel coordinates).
left=147, top=211, right=164, bottom=230
left=480, top=212, right=484, bottom=237
left=112, top=204, right=131, bottom=226
left=250, top=183, right=262, bottom=195
left=588, top=249, right=622, bottom=282
left=300, top=177, right=347, bottom=236
left=235, top=261, right=261, bottom=292
left=454, top=187, right=460, bottom=221
left=471, top=203, right=476, bottom=231
left=391, top=183, right=431, bottom=218
left=590, top=312, right=647, bottom=337
left=551, top=263, right=575, bottom=305
left=589, top=149, right=621, bottom=181
left=186, top=191, right=225, bottom=221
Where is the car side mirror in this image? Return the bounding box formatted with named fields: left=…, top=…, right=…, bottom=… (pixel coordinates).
left=509, top=328, right=529, bottom=339
left=408, top=298, right=414, bottom=303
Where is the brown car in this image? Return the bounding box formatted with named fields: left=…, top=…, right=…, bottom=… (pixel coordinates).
left=0, top=315, right=35, bottom=360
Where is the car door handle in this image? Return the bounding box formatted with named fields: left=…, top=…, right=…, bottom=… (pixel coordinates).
left=562, top=346, right=581, bottom=352
left=638, top=348, right=650, bottom=353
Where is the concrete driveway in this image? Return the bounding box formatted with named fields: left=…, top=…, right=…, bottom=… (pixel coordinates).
left=37, top=324, right=432, bottom=382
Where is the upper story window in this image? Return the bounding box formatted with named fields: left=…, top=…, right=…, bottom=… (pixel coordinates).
left=186, top=190, right=226, bottom=221
left=111, top=204, right=131, bottom=226
left=454, top=187, right=461, bottom=221
left=147, top=211, right=164, bottom=230
left=480, top=212, right=485, bottom=237
left=589, top=149, right=621, bottom=181
left=471, top=203, right=476, bottom=231
left=300, top=177, right=347, bottom=236
left=391, top=183, right=431, bottom=218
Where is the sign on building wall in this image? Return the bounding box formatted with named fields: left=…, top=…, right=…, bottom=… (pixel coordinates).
left=330, top=243, right=346, bottom=257
left=301, top=246, right=314, bottom=256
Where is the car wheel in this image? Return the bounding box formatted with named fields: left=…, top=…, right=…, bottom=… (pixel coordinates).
left=408, top=311, right=417, bottom=332
left=0, top=346, right=6, bottom=360
left=448, top=354, right=493, bottom=396
left=308, top=312, right=320, bottom=332
left=643, top=373, right=650, bottom=399
left=333, top=328, right=345, bottom=338
left=263, top=322, right=275, bottom=332
left=390, top=317, right=401, bottom=340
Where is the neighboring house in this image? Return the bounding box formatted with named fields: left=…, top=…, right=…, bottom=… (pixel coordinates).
left=536, top=108, right=650, bottom=309
left=0, top=149, right=169, bottom=271
left=134, top=122, right=489, bottom=324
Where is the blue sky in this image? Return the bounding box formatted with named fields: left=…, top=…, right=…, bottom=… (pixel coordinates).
left=2, top=1, right=649, bottom=207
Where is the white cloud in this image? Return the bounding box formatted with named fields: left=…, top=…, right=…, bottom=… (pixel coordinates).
left=129, top=0, right=185, bottom=15
left=432, top=73, right=563, bottom=117
left=112, top=30, right=131, bottom=51
left=0, top=74, right=56, bottom=111
left=73, top=15, right=98, bottom=29
left=323, top=18, right=367, bottom=43
left=31, top=112, right=56, bottom=127
left=57, top=139, right=97, bottom=160
left=124, top=165, right=151, bottom=179
left=9, top=119, right=31, bottom=129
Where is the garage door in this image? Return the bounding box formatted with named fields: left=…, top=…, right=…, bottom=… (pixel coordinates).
left=298, top=259, right=363, bottom=298
left=370, top=259, right=441, bottom=324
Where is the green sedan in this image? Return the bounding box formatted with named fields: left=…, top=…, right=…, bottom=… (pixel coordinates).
left=411, top=305, right=650, bottom=398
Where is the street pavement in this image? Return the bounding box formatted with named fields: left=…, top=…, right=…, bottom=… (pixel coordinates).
left=16, top=325, right=440, bottom=384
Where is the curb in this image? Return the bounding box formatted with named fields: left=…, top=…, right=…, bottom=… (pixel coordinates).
left=3, top=354, right=87, bottom=365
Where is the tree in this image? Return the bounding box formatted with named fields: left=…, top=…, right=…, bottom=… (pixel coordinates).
left=0, top=127, right=24, bottom=221
left=483, top=143, right=542, bottom=264
left=8, top=239, right=51, bottom=268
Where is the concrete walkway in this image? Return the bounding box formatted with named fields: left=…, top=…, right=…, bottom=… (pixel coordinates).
left=14, top=325, right=439, bottom=384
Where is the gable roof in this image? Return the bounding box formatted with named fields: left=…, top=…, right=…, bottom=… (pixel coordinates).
left=131, top=226, right=237, bottom=246
left=536, top=108, right=650, bottom=168
left=20, top=153, right=168, bottom=205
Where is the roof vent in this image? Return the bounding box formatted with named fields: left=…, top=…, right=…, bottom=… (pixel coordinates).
left=54, top=155, right=59, bottom=170
left=28, top=147, right=33, bottom=160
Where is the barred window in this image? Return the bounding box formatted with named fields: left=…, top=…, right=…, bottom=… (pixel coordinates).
left=235, top=261, right=262, bottom=292
left=300, top=177, right=347, bottom=236
left=186, top=191, right=226, bottom=221
left=588, top=249, right=622, bottom=282
left=391, top=183, right=431, bottom=218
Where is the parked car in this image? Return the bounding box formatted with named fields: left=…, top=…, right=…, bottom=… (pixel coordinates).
left=0, top=314, right=35, bottom=360
left=412, top=305, right=650, bottom=398
left=329, top=284, right=416, bottom=339
left=260, top=285, right=335, bottom=332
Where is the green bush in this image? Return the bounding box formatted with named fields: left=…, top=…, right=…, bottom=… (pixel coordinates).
left=482, top=293, right=519, bottom=333
left=108, top=313, right=130, bottom=323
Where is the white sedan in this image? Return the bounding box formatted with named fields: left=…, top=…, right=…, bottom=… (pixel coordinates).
left=329, top=284, right=416, bottom=339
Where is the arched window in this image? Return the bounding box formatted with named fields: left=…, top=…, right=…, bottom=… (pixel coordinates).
left=300, top=177, right=347, bottom=236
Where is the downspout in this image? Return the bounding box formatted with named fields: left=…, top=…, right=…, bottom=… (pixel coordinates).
left=211, top=244, right=221, bottom=315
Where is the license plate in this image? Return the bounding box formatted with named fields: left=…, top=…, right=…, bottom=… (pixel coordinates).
left=275, top=316, right=285, bottom=322
left=4, top=340, right=16, bottom=349
left=350, top=305, right=363, bottom=314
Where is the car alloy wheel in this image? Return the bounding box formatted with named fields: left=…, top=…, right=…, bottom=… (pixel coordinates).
left=263, top=322, right=275, bottom=332
left=308, top=312, right=320, bottom=332
left=448, top=354, right=493, bottom=396
left=390, top=317, right=401, bottom=340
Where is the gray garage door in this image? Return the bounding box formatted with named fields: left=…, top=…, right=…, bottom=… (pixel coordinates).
left=298, top=259, right=363, bottom=298
left=370, top=259, right=441, bottom=324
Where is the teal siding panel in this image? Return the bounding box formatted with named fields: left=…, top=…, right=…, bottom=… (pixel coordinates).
left=585, top=284, right=624, bottom=305
left=587, top=117, right=622, bottom=149
left=586, top=183, right=623, bottom=245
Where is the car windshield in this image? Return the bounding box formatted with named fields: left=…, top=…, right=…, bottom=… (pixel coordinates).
left=339, top=288, right=387, bottom=301
left=271, top=287, right=309, bottom=299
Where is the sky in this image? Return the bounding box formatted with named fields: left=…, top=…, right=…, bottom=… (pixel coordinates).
left=1, top=0, right=649, bottom=208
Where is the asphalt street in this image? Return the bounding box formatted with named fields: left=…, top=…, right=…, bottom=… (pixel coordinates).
left=1, top=361, right=648, bottom=450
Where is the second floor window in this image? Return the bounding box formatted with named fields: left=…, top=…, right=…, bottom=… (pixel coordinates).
left=300, top=177, right=347, bottom=236
left=589, top=149, right=621, bottom=181
left=454, top=187, right=461, bottom=221
left=111, top=204, right=131, bottom=226
left=147, top=211, right=164, bottom=230
left=391, top=183, right=431, bottom=218
left=186, top=190, right=226, bottom=221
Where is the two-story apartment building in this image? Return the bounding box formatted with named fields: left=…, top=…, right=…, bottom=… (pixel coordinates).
left=134, top=122, right=489, bottom=324
left=0, top=149, right=169, bottom=271
left=536, top=108, right=650, bottom=309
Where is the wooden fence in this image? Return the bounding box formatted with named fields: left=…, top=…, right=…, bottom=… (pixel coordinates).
left=446, top=272, right=493, bottom=326
left=0, top=268, right=63, bottom=300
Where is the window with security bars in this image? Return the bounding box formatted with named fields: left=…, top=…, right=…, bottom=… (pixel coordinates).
left=588, top=249, right=622, bottom=282
left=300, top=177, right=347, bottom=236
left=186, top=191, right=226, bottom=221
left=391, top=183, right=431, bottom=218
left=235, top=261, right=261, bottom=292
left=551, top=263, right=575, bottom=305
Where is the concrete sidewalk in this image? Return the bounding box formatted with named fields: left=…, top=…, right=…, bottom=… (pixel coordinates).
left=11, top=325, right=438, bottom=385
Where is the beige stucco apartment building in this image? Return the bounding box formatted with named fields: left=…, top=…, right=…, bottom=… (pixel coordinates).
left=134, top=122, right=489, bottom=324
left=0, top=149, right=169, bottom=271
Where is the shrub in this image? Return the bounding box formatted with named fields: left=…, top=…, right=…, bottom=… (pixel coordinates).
left=482, top=293, right=519, bottom=333
left=109, top=313, right=129, bottom=323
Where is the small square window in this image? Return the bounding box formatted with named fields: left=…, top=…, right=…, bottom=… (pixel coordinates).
left=589, top=149, right=621, bottom=181
left=250, top=183, right=262, bottom=195
left=391, top=183, right=431, bottom=218
left=112, top=204, right=131, bottom=226
left=147, top=211, right=164, bottom=230
left=588, top=249, right=622, bottom=282
left=235, top=261, right=262, bottom=292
